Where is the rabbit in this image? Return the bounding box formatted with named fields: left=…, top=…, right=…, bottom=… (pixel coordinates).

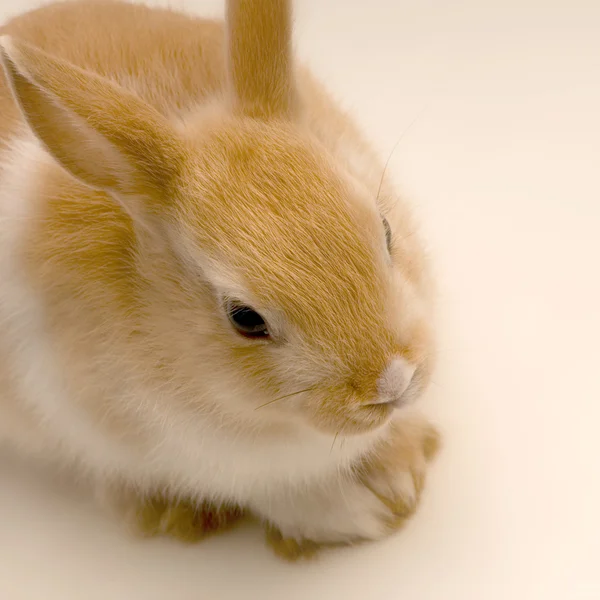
left=0, top=0, right=440, bottom=558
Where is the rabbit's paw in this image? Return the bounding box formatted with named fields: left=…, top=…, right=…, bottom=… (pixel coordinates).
left=359, top=415, right=441, bottom=524
left=96, top=484, right=244, bottom=543
left=262, top=416, right=440, bottom=560
left=133, top=497, right=244, bottom=543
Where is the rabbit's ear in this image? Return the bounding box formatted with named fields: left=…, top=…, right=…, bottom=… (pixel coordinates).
left=226, top=0, right=295, bottom=119
left=0, top=36, right=182, bottom=198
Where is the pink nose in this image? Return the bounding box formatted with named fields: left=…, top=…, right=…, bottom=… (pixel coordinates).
left=375, top=356, right=416, bottom=408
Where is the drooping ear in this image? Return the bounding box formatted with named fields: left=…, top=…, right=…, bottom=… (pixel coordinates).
left=226, top=0, right=295, bottom=119
left=0, top=36, right=182, bottom=197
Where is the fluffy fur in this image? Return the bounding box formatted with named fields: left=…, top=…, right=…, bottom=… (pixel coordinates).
left=0, top=0, right=439, bottom=558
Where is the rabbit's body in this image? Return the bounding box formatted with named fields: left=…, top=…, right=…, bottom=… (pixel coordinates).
left=0, top=0, right=438, bottom=554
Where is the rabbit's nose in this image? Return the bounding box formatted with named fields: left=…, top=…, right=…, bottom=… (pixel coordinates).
left=374, top=356, right=416, bottom=408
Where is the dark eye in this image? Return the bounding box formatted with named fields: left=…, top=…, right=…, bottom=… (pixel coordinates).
left=225, top=300, right=270, bottom=339
left=382, top=217, right=392, bottom=252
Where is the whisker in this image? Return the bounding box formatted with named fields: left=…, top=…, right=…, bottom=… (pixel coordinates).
left=330, top=414, right=355, bottom=454
left=376, top=105, right=428, bottom=203
left=398, top=230, right=418, bottom=242
left=330, top=430, right=341, bottom=454
left=254, top=386, right=316, bottom=411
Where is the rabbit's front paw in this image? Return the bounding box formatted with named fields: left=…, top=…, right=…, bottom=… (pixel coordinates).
left=359, top=416, right=440, bottom=524
left=262, top=416, right=440, bottom=560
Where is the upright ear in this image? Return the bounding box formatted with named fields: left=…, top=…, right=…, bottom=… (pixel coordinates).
left=0, top=36, right=182, bottom=197
left=226, top=0, right=294, bottom=119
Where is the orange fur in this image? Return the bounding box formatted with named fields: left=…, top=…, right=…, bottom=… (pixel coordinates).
left=227, top=0, right=294, bottom=118
left=0, top=0, right=439, bottom=554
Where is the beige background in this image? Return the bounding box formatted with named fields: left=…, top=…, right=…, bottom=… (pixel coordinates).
left=1, top=0, right=599, bottom=598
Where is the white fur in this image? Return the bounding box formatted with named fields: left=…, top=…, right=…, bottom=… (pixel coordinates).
left=0, top=135, right=127, bottom=464
left=376, top=356, right=416, bottom=406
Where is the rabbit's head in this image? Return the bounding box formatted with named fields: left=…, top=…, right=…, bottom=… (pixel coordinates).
left=0, top=0, right=434, bottom=438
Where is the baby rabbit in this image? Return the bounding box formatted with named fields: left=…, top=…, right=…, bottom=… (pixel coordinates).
left=0, top=0, right=439, bottom=558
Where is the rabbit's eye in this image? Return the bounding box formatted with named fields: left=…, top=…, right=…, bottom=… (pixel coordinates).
left=382, top=217, right=393, bottom=252
left=225, top=300, right=270, bottom=339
